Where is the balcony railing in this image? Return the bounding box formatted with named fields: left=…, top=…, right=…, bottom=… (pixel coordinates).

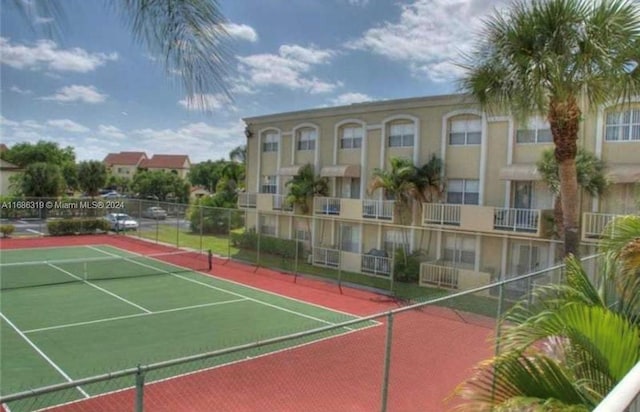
left=493, top=207, right=540, bottom=233
left=361, top=253, right=392, bottom=277
left=422, top=203, right=461, bottom=226
left=362, top=200, right=394, bottom=221
left=593, top=360, right=640, bottom=412
left=582, top=212, right=625, bottom=239
left=314, top=197, right=341, bottom=215
left=312, top=247, right=340, bottom=268
left=420, top=263, right=459, bottom=289
left=272, top=194, right=293, bottom=212
left=238, top=193, right=257, bottom=209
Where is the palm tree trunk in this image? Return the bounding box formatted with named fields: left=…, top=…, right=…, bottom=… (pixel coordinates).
left=549, top=98, right=581, bottom=257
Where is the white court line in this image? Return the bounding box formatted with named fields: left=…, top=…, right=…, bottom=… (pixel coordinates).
left=47, top=263, right=152, bottom=314
left=24, top=299, right=247, bottom=334
left=85, top=245, right=356, bottom=330
left=0, top=312, right=90, bottom=399
left=26, top=229, right=44, bottom=235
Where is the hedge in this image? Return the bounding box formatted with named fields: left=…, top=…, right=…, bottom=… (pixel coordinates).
left=230, top=229, right=303, bottom=258
left=47, top=218, right=110, bottom=236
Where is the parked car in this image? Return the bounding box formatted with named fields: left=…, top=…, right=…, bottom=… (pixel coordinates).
left=142, top=206, right=167, bottom=220
left=104, top=213, right=139, bottom=231
left=101, top=191, right=124, bottom=199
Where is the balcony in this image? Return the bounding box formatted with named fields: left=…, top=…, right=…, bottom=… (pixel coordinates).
left=493, top=207, right=540, bottom=233
left=314, top=197, right=341, bottom=215
left=419, top=262, right=491, bottom=291
left=422, top=203, right=550, bottom=237
left=238, top=193, right=257, bottom=209
left=312, top=247, right=340, bottom=268
left=361, top=249, right=392, bottom=277
left=582, top=212, right=639, bottom=240
left=272, top=194, right=293, bottom=212
left=422, top=203, right=461, bottom=226
left=362, top=200, right=394, bottom=221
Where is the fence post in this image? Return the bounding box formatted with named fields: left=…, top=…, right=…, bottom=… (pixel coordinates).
left=256, top=212, right=261, bottom=268
left=380, top=312, right=393, bottom=412
left=135, top=364, right=145, bottom=412
left=176, top=204, right=180, bottom=248
left=227, top=209, right=232, bottom=259
left=199, top=206, right=204, bottom=253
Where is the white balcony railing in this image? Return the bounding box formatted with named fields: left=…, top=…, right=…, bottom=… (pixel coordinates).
left=583, top=212, right=619, bottom=239
left=422, top=203, right=461, bottom=226
left=420, top=263, right=459, bottom=289
left=312, top=247, right=340, bottom=268
left=314, top=197, right=341, bottom=215
left=361, top=253, right=392, bottom=277
left=594, top=360, right=640, bottom=412
left=362, top=200, right=394, bottom=220
left=238, top=193, right=257, bottom=209
left=272, top=194, right=293, bottom=212
left=494, top=207, right=540, bottom=233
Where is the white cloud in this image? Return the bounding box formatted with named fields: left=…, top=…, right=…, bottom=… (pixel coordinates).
left=344, top=0, right=370, bottom=6
left=98, top=125, right=126, bottom=139
left=223, top=23, right=259, bottom=42
left=346, top=0, right=506, bottom=82
left=41, top=85, right=107, bottom=104
left=330, top=92, right=373, bottom=106
left=0, top=37, right=118, bottom=73
left=178, top=93, right=234, bottom=112
left=46, top=119, right=90, bottom=133
left=10, top=85, right=32, bottom=95
left=34, top=17, right=54, bottom=24
left=238, top=44, right=340, bottom=93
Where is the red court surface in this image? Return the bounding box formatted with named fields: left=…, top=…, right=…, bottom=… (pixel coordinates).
left=1, top=235, right=495, bottom=412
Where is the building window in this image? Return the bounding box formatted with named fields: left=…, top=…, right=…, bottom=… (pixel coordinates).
left=388, top=122, right=414, bottom=147
left=297, top=128, right=316, bottom=151
left=261, top=175, right=277, bottom=194
left=449, top=117, right=482, bottom=145
left=340, top=224, right=361, bottom=253
left=340, top=126, right=363, bottom=149
left=516, top=117, right=552, bottom=143
left=446, top=179, right=479, bottom=205
left=383, top=230, right=410, bottom=254
left=605, top=108, right=640, bottom=141
left=262, top=132, right=278, bottom=152
left=443, top=235, right=475, bottom=266
left=259, top=215, right=276, bottom=236
left=337, top=177, right=361, bottom=199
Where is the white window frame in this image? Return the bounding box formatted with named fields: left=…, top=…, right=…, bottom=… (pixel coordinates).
left=516, top=117, right=552, bottom=144
left=449, top=118, right=482, bottom=145
left=259, top=215, right=276, bottom=236
left=605, top=108, right=640, bottom=141
left=388, top=122, right=415, bottom=147
left=262, top=132, right=278, bottom=152
left=297, top=128, right=316, bottom=151
left=446, top=179, right=479, bottom=205
left=340, top=126, right=363, bottom=149
left=260, top=175, right=277, bottom=194
left=443, top=235, right=475, bottom=266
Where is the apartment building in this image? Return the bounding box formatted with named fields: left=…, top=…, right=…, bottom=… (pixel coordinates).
left=240, top=94, right=640, bottom=291
left=139, top=155, right=191, bottom=179
left=103, top=152, right=147, bottom=179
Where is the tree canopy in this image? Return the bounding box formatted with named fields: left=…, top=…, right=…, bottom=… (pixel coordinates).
left=132, top=170, right=190, bottom=203
left=77, top=161, right=108, bottom=197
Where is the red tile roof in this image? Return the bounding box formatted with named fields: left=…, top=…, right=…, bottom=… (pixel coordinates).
left=103, top=152, right=147, bottom=166
left=0, top=143, right=8, bottom=152
left=139, top=155, right=190, bottom=169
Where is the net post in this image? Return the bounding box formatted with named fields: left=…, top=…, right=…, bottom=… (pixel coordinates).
left=135, top=364, right=145, bottom=412
left=208, top=249, right=212, bottom=271
left=380, top=311, right=393, bottom=412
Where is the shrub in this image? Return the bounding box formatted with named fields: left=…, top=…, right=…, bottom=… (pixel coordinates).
left=231, top=228, right=302, bottom=258
left=47, top=218, right=110, bottom=236
left=0, top=224, right=15, bottom=238
left=393, top=249, right=426, bottom=283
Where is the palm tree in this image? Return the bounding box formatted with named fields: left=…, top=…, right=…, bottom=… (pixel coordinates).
left=411, top=154, right=444, bottom=204
left=537, top=148, right=608, bottom=241
left=453, top=215, right=640, bottom=410
left=285, top=164, right=329, bottom=242
left=229, top=145, right=247, bottom=164
left=461, top=0, right=640, bottom=256
left=368, top=157, right=417, bottom=260
left=14, top=0, right=231, bottom=106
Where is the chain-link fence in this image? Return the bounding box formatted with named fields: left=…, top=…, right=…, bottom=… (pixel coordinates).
left=0, top=254, right=603, bottom=412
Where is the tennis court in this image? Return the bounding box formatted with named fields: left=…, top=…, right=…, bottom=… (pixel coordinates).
left=0, top=244, right=376, bottom=411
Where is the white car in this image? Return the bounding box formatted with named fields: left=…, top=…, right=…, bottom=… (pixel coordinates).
left=141, top=206, right=167, bottom=219
left=105, top=213, right=139, bottom=231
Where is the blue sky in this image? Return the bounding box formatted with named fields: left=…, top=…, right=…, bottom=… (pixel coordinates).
left=1, top=0, right=507, bottom=163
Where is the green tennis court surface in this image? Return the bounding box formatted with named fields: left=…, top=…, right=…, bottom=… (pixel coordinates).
left=0, top=245, right=374, bottom=411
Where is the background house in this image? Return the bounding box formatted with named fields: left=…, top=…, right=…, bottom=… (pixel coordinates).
left=138, top=155, right=191, bottom=179
left=103, top=152, right=147, bottom=179
left=0, top=158, right=22, bottom=195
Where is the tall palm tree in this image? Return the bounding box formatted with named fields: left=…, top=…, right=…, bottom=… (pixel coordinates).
left=285, top=164, right=329, bottom=241
left=411, top=154, right=444, bottom=204
left=461, top=0, right=640, bottom=256
left=453, top=215, right=640, bottom=410
left=14, top=0, right=232, bottom=106
left=368, top=157, right=417, bottom=260
left=537, top=148, right=608, bottom=240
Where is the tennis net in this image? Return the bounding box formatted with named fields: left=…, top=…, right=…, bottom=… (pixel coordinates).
left=0, top=250, right=210, bottom=290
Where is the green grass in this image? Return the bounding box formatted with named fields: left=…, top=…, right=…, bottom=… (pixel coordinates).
left=133, top=224, right=239, bottom=256
left=0, top=245, right=372, bottom=411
